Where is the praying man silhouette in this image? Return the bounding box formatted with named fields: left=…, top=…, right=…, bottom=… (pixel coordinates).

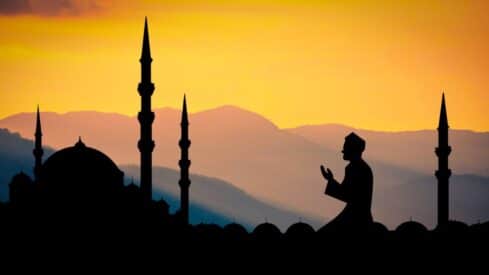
left=320, top=132, right=374, bottom=229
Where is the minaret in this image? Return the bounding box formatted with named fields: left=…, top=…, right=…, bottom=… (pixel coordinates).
left=435, top=93, right=451, bottom=227
left=33, top=105, right=43, bottom=183
left=178, top=95, right=191, bottom=224
left=137, top=17, right=155, bottom=203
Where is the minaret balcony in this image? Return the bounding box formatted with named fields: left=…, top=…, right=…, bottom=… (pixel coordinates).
left=178, top=179, right=191, bottom=188
left=138, top=112, right=155, bottom=124
left=179, top=139, right=191, bottom=148
left=179, top=159, right=191, bottom=168
left=435, top=146, right=452, bottom=157
left=435, top=169, right=452, bottom=178
left=138, top=139, right=155, bottom=152
left=137, top=82, right=155, bottom=95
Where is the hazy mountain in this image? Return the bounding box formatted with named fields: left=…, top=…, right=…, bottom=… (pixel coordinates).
left=376, top=174, right=489, bottom=228
left=0, top=128, right=321, bottom=230
left=122, top=165, right=322, bottom=230
left=1, top=106, right=488, bottom=228
left=0, top=128, right=54, bottom=201
left=287, top=124, right=489, bottom=177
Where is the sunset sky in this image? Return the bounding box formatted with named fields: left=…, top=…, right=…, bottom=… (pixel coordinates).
left=0, top=0, right=488, bottom=131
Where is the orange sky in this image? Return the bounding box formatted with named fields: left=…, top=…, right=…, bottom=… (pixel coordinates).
left=0, top=0, right=488, bottom=131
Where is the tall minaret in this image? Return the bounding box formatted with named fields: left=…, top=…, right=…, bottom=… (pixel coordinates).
left=33, top=105, right=43, bottom=183
left=178, top=95, right=191, bottom=224
left=435, top=93, right=451, bottom=227
left=138, top=17, right=155, bottom=203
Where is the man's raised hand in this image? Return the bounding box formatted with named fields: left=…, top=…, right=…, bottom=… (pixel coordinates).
left=320, top=165, right=334, bottom=181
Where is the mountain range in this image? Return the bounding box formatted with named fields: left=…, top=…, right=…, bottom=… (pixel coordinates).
left=1, top=106, right=488, bottom=228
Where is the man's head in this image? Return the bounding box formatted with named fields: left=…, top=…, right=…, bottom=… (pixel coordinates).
left=342, top=132, right=366, bottom=161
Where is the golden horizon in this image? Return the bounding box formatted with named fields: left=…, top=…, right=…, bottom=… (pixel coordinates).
left=1, top=1, right=488, bottom=131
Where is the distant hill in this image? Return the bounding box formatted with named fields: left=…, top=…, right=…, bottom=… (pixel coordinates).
left=0, top=128, right=54, bottom=201
left=0, top=128, right=321, bottom=230
left=375, top=173, right=489, bottom=227
left=1, top=106, right=489, bottom=228
left=122, top=165, right=323, bottom=230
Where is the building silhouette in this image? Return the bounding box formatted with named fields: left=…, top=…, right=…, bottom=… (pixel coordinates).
left=252, top=222, right=282, bottom=241
left=5, top=19, right=175, bottom=225
left=138, top=17, right=156, bottom=203
left=435, top=93, right=451, bottom=227
left=178, top=95, right=192, bottom=224
left=33, top=105, right=43, bottom=183
left=9, top=171, right=34, bottom=206
left=39, top=138, right=124, bottom=206
left=223, top=223, right=249, bottom=241
left=395, top=220, right=429, bottom=239
left=2, top=18, right=488, bottom=252
left=285, top=222, right=315, bottom=241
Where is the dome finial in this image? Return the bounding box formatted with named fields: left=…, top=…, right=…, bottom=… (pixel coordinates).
left=75, top=136, right=85, bottom=148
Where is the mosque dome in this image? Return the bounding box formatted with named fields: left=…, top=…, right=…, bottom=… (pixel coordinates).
left=223, top=223, right=249, bottom=240
left=285, top=222, right=315, bottom=239
left=224, top=223, right=248, bottom=234
left=252, top=222, right=282, bottom=241
left=10, top=172, right=33, bottom=186
left=9, top=172, right=35, bottom=204
left=39, top=138, right=124, bottom=202
left=395, top=221, right=428, bottom=237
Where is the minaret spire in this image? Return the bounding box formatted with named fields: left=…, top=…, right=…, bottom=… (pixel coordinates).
left=138, top=17, right=155, bottom=203
left=182, top=94, right=188, bottom=124
left=141, top=18, right=152, bottom=63
left=33, top=105, right=44, bottom=183
left=178, top=94, right=191, bottom=224
left=435, top=92, right=451, bottom=227
left=438, top=93, right=449, bottom=129
left=36, top=105, right=42, bottom=134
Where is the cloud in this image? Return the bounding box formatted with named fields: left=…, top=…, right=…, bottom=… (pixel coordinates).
left=0, top=0, right=30, bottom=15
left=0, top=0, right=102, bottom=16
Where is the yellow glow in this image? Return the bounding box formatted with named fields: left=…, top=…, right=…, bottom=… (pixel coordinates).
left=0, top=1, right=488, bottom=131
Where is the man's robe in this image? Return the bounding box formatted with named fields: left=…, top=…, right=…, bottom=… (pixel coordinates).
left=325, top=159, right=373, bottom=229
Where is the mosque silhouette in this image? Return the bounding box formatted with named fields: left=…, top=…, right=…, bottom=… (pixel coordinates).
left=1, top=19, right=488, bottom=253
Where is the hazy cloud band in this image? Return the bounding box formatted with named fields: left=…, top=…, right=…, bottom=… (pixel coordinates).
left=0, top=0, right=101, bottom=16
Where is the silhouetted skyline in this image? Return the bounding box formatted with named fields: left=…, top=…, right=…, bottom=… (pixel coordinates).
left=0, top=18, right=487, bottom=254
left=436, top=93, right=451, bottom=227
left=138, top=17, right=155, bottom=203
left=178, top=94, right=191, bottom=224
